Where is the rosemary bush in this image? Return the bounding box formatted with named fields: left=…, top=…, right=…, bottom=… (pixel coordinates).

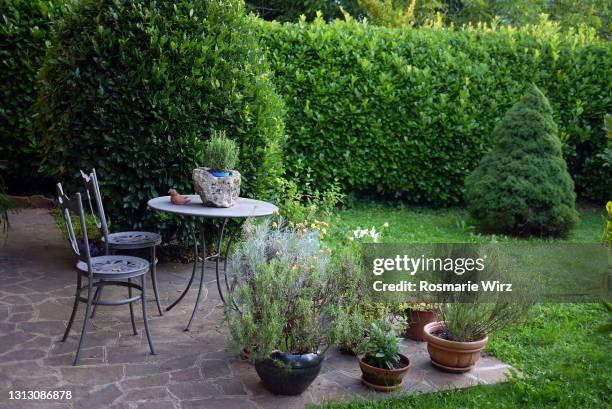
left=438, top=302, right=528, bottom=342
left=225, top=219, right=362, bottom=362
left=202, top=130, right=240, bottom=172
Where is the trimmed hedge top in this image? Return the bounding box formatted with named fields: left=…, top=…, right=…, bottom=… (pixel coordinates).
left=261, top=17, right=611, bottom=204
left=37, top=0, right=285, bottom=237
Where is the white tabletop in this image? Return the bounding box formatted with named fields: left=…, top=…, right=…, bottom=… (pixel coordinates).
left=147, top=195, right=278, bottom=219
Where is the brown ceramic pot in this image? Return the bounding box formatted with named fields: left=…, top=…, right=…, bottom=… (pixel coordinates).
left=358, top=354, right=410, bottom=392
left=404, top=309, right=436, bottom=342
left=423, top=321, right=488, bottom=373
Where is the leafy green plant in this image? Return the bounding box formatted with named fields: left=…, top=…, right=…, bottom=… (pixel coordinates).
left=37, top=0, right=285, bottom=240
left=357, top=0, right=417, bottom=28
left=202, top=130, right=239, bottom=172
left=50, top=208, right=103, bottom=242
left=276, top=177, right=344, bottom=238
left=281, top=178, right=344, bottom=222
left=246, top=0, right=361, bottom=22
left=465, top=85, right=579, bottom=237
left=261, top=17, right=610, bottom=204
left=396, top=302, right=441, bottom=314
left=336, top=301, right=398, bottom=353
left=225, top=220, right=361, bottom=362
left=357, top=320, right=402, bottom=369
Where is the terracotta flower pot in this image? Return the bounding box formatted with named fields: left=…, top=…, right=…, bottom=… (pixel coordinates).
left=358, top=354, right=410, bottom=392
left=423, top=321, right=488, bottom=373
left=404, top=309, right=436, bottom=342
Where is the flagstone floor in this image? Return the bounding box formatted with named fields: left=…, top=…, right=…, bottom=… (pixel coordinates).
left=0, top=209, right=514, bottom=409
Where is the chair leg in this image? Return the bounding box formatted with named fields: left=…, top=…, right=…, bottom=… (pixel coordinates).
left=150, top=246, right=163, bottom=316
left=128, top=278, right=138, bottom=335
left=62, top=274, right=81, bottom=342
left=141, top=273, right=156, bottom=355
left=90, top=283, right=103, bottom=318
left=73, top=280, right=93, bottom=366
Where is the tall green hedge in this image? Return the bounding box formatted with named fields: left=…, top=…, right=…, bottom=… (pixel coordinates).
left=37, top=0, right=285, bottom=237
left=0, top=0, right=63, bottom=192
left=261, top=17, right=611, bottom=204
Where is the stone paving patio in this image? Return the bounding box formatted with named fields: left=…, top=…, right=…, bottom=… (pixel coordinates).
left=0, top=209, right=515, bottom=409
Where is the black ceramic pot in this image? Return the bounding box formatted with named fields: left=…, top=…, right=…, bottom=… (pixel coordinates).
left=254, top=351, right=323, bottom=395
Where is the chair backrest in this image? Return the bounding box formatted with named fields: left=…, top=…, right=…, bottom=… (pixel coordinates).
left=80, top=169, right=110, bottom=254
left=56, top=182, right=92, bottom=274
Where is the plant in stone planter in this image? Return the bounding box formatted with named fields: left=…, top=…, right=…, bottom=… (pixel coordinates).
left=225, top=220, right=359, bottom=395
left=357, top=319, right=410, bottom=392
left=424, top=301, right=526, bottom=373
left=193, top=130, right=241, bottom=207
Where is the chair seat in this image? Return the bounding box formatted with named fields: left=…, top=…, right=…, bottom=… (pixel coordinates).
left=103, top=231, right=161, bottom=250
left=77, top=255, right=149, bottom=278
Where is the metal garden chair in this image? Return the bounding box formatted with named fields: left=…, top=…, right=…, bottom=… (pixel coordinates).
left=57, top=183, right=156, bottom=365
left=80, top=169, right=163, bottom=317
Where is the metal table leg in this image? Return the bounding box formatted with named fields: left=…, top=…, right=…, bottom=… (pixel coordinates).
left=165, top=218, right=199, bottom=312
left=214, top=219, right=227, bottom=304
left=166, top=217, right=240, bottom=331
left=186, top=218, right=228, bottom=331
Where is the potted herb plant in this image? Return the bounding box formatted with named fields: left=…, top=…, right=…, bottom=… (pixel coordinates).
left=423, top=301, right=526, bottom=372
left=357, top=320, right=410, bottom=392
left=397, top=302, right=441, bottom=342
left=193, top=130, right=240, bottom=207
left=225, top=220, right=359, bottom=395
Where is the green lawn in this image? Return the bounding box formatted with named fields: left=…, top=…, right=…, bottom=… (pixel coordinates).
left=315, top=203, right=611, bottom=409
left=326, top=203, right=604, bottom=245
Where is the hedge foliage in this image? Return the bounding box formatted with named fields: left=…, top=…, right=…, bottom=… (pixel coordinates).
left=465, top=85, right=578, bottom=237
left=37, top=0, right=285, bottom=237
left=0, top=0, right=63, bottom=190
left=261, top=16, right=611, bottom=204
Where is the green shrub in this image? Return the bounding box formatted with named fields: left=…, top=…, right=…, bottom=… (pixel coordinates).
left=202, top=130, right=239, bottom=172
left=225, top=220, right=361, bottom=361
left=0, top=0, right=64, bottom=191
left=465, top=85, right=579, bottom=237
left=440, top=301, right=528, bottom=342
left=261, top=17, right=611, bottom=204
left=37, top=0, right=285, bottom=238
left=357, top=320, right=402, bottom=370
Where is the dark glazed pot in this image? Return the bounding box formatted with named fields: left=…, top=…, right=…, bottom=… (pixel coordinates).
left=254, top=351, right=323, bottom=395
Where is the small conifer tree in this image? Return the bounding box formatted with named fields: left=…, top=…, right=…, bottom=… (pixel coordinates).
left=465, top=85, right=578, bottom=237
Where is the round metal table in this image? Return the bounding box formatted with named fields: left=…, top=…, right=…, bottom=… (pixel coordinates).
left=148, top=195, right=278, bottom=331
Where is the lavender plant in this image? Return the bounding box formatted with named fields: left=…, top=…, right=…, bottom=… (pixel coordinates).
left=225, top=219, right=363, bottom=363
